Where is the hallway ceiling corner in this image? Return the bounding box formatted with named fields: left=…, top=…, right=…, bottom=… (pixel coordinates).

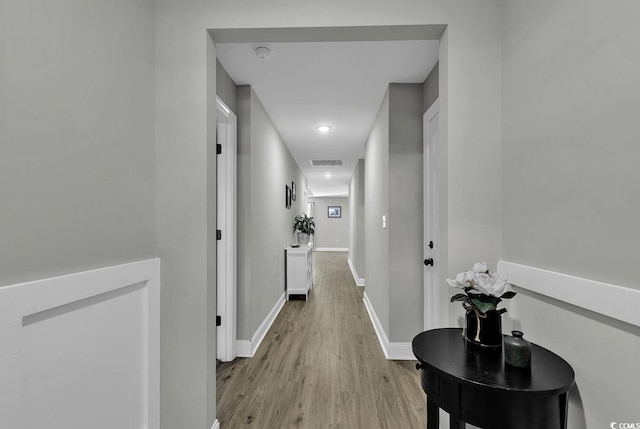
left=216, top=35, right=439, bottom=197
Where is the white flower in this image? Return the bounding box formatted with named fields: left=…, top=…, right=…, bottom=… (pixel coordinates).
left=446, top=270, right=475, bottom=288
left=472, top=262, right=488, bottom=274
left=468, top=272, right=512, bottom=297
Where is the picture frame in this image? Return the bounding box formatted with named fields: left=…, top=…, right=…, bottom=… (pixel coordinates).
left=328, top=206, right=341, bottom=218
left=285, top=185, right=292, bottom=209
left=291, top=181, right=296, bottom=201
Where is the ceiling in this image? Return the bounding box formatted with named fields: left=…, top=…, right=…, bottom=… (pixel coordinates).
left=216, top=39, right=439, bottom=197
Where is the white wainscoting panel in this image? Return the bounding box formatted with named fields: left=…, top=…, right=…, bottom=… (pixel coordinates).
left=0, top=259, right=160, bottom=429
left=498, top=260, right=640, bottom=328
left=362, top=293, right=413, bottom=360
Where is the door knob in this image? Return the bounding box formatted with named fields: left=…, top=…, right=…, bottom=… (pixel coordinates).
left=424, top=258, right=434, bottom=266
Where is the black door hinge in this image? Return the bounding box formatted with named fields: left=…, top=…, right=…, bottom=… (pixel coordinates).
left=216, top=315, right=221, bottom=327
left=217, top=143, right=222, bottom=155
left=216, top=230, right=222, bottom=240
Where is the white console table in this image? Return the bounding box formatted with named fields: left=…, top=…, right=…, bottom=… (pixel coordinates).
left=285, top=245, right=313, bottom=300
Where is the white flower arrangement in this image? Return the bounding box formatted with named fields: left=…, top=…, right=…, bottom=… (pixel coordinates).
left=446, top=262, right=516, bottom=315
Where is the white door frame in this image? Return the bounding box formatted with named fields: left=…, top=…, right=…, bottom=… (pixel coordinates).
left=423, top=99, right=440, bottom=331
left=216, top=97, right=237, bottom=362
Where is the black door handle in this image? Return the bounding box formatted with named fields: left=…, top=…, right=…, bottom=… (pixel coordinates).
left=428, top=240, right=433, bottom=249
left=424, top=258, right=434, bottom=266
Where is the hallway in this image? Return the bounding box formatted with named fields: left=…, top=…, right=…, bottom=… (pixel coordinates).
left=216, top=251, right=426, bottom=428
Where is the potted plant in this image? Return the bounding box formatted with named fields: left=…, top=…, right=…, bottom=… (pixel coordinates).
left=447, top=262, right=516, bottom=347
left=293, top=213, right=315, bottom=245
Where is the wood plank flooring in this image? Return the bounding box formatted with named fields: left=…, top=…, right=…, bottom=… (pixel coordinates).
left=216, top=251, right=427, bottom=428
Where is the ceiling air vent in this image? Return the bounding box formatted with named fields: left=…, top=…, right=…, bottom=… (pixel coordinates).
left=310, top=159, right=344, bottom=167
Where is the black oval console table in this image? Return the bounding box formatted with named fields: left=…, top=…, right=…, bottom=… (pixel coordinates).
left=412, top=328, right=575, bottom=429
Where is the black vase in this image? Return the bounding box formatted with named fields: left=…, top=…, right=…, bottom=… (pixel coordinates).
left=464, top=309, right=503, bottom=348
left=504, top=330, right=532, bottom=368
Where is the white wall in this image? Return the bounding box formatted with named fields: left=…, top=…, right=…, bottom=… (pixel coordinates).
left=1, top=0, right=156, bottom=287
left=501, top=1, right=640, bottom=427
left=308, top=197, right=350, bottom=249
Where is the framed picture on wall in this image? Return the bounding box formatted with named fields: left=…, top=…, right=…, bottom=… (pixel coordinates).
left=328, top=206, right=341, bottom=218
left=285, top=185, right=291, bottom=209
left=291, top=182, right=296, bottom=201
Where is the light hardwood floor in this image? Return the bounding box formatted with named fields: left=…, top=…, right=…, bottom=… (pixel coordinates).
left=216, top=251, right=427, bottom=428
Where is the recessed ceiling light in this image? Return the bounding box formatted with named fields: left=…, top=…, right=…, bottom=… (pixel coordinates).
left=315, top=125, right=332, bottom=133
left=325, top=173, right=332, bottom=178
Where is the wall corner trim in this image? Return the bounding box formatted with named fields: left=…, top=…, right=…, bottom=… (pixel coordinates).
left=347, top=257, right=365, bottom=287
left=498, top=260, right=640, bottom=328
left=211, top=419, right=220, bottom=429
left=236, top=293, right=286, bottom=357
left=362, top=292, right=413, bottom=360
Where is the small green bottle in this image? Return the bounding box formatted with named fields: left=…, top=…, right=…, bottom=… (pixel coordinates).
left=504, top=330, right=531, bottom=368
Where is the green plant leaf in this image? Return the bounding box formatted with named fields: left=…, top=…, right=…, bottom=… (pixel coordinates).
left=450, top=293, right=468, bottom=303
left=500, top=291, right=517, bottom=299
left=470, top=298, right=496, bottom=314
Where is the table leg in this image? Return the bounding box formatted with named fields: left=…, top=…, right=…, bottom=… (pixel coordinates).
left=559, top=392, right=569, bottom=429
left=426, top=397, right=439, bottom=429
left=449, top=413, right=465, bottom=429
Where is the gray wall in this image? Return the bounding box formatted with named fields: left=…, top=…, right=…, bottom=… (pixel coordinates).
left=0, top=0, right=156, bottom=287
left=237, top=85, right=253, bottom=343
left=237, top=86, right=307, bottom=340
left=364, top=89, right=391, bottom=336
left=3, top=1, right=510, bottom=428
left=156, top=14, right=218, bottom=429
left=422, top=61, right=439, bottom=113
left=364, top=84, right=427, bottom=342
left=155, top=2, right=503, bottom=428
left=349, top=159, right=366, bottom=278
left=308, top=197, right=350, bottom=249
left=501, top=1, right=640, bottom=427
left=216, top=59, right=238, bottom=114
left=388, top=84, right=424, bottom=342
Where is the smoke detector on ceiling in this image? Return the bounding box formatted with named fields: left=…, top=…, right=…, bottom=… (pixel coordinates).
left=254, top=45, right=272, bottom=60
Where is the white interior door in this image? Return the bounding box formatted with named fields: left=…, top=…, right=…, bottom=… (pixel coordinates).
left=216, top=97, right=237, bottom=362
left=424, top=99, right=440, bottom=331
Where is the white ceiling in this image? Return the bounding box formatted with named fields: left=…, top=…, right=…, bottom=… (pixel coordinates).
left=216, top=40, right=439, bottom=196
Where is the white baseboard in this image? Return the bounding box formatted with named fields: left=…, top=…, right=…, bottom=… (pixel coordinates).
left=498, top=260, right=640, bottom=328
left=211, top=419, right=220, bottom=429
left=314, top=247, right=349, bottom=252
left=362, top=293, right=414, bottom=360
left=236, top=293, right=285, bottom=357
left=347, top=257, right=365, bottom=287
